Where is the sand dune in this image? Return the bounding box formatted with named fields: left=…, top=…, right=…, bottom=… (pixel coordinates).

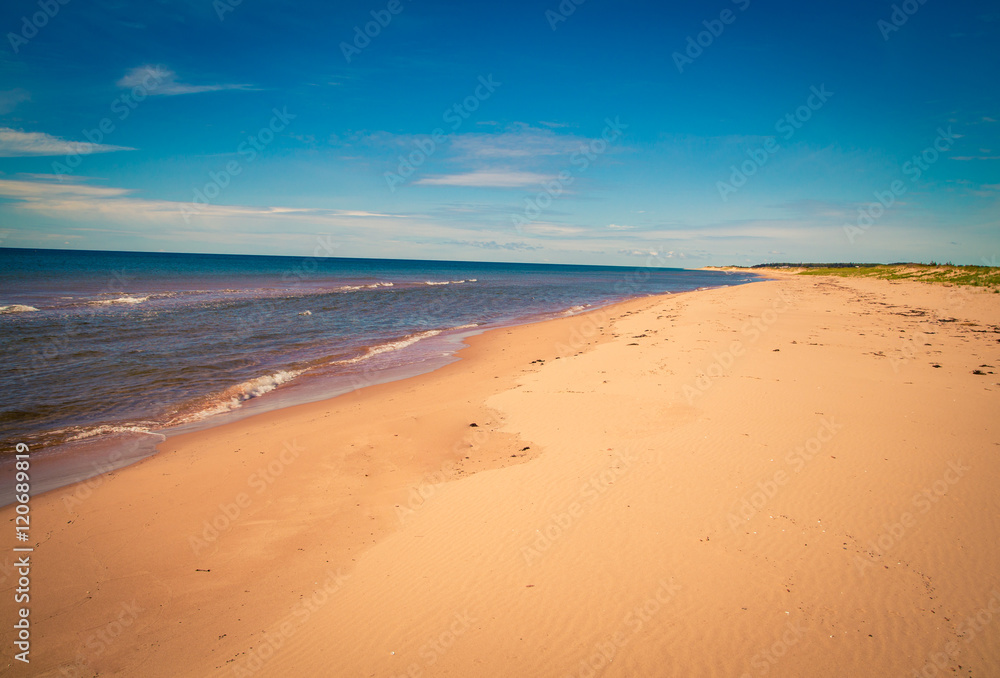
left=3, top=274, right=999, bottom=677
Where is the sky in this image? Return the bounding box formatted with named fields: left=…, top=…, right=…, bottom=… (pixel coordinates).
left=0, top=0, right=998, bottom=267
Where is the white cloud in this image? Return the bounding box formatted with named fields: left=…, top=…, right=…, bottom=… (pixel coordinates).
left=345, top=124, right=594, bottom=162
left=0, top=128, right=134, bottom=157
left=0, top=178, right=401, bottom=220
left=449, top=124, right=587, bottom=159
left=607, top=223, right=632, bottom=230
left=618, top=249, right=663, bottom=257
left=0, top=179, right=133, bottom=199
left=414, top=170, right=553, bottom=188
left=0, top=177, right=566, bottom=259
left=520, top=222, right=588, bottom=237
left=118, top=66, right=254, bottom=96
left=442, top=240, right=542, bottom=251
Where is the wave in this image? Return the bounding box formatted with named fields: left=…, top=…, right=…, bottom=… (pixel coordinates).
left=424, top=279, right=475, bottom=286
left=177, top=369, right=305, bottom=422
left=76, top=285, right=395, bottom=309
left=26, top=278, right=475, bottom=314
left=174, top=329, right=446, bottom=424
left=62, top=281, right=401, bottom=311
left=210, top=369, right=304, bottom=411
left=62, top=425, right=165, bottom=442
left=336, top=282, right=394, bottom=291
left=87, top=295, right=150, bottom=306
left=331, top=330, right=442, bottom=366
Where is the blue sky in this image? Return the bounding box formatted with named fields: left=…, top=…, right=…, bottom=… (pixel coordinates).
left=0, top=0, right=998, bottom=266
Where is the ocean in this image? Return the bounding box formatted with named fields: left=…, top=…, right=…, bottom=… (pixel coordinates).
left=0, top=248, right=759, bottom=496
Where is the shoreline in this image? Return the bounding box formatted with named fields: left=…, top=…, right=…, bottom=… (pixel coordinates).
left=1, top=277, right=751, bottom=507
left=4, top=274, right=998, bottom=677
left=0, top=288, right=688, bottom=677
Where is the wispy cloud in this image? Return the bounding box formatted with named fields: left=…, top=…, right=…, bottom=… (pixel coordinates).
left=118, top=66, right=255, bottom=96
left=618, top=248, right=669, bottom=257
left=442, top=240, right=542, bottom=251
left=0, top=128, right=134, bottom=157
left=340, top=124, right=599, bottom=163
left=0, top=179, right=134, bottom=199
left=414, top=170, right=553, bottom=188
left=0, top=177, right=878, bottom=265
left=0, top=177, right=558, bottom=258
left=964, top=182, right=1000, bottom=197
left=0, top=178, right=397, bottom=219
left=448, top=124, right=589, bottom=160
left=520, top=222, right=588, bottom=237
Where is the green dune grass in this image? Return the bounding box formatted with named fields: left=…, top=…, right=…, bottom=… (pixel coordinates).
left=798, top=264, right=1000, bottom=288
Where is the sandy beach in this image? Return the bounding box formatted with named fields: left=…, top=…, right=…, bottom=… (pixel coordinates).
left=4, top=272, right=999, bottom=678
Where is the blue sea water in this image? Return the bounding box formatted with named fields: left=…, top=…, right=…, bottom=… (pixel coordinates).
left=0, top=248, right=759, bottom=478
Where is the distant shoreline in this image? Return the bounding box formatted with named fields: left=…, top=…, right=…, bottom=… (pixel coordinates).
left=704, top=262, right=1000, bottom=288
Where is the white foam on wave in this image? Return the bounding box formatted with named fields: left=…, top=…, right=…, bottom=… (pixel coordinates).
left=337, top=282, right=395, bottom=292
left=423, top=279, right=475, bottom=286
left=87, top=295, right=150, bottom=306
left=63, top=425, right=166, bottom=443
left=0, top=304, right=39, bottom=313
left=182, top=369, right=305, bottom=422
left=331, top=330, right=442, bottom=366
